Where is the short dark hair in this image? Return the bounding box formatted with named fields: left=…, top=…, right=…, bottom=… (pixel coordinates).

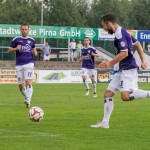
left=101, top=13, right=117, bottom=24
left=21, top=23, right=29, bottom=28
left=84, top=37, right=90, bottom=40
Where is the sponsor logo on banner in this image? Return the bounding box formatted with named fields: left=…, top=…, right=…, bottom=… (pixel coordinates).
left=85, top=30, right=96, bottom=38
left=0, top=70, right=17, bottom=83
left=137, top=30, right=150, bottom=42
left=0, top=69, right=39, bottom=83
left=39, top=70, right=97, bottom=83
left=138, top=70, right=150, bottom=83
left=98, top=29, right=115, bottom=41
left=97, top=70, right=113, bottom=83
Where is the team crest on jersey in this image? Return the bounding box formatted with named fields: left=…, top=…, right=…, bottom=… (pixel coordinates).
left=27, top=40, right=31, bottom=44
left=88, top=50, right=91, bottom=53
left=120, top=41, right=125, bottom=47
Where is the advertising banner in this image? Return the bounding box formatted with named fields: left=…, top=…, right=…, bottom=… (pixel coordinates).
left=137, top=30, right=150, bottom=42
left=97, top=69, right=113, bottom=83
left=0, top=69, right=39, bottom=84
left=0, top=24, right=98, bottom=40
left=98, top=29, right=115, bottom=41
left=0, top=69, right=17, bottom=83
left=138, top=70, right=150, bottom=83
left=38, top=70, right=97, bottom=83
left=98, top=29, right=137, bottom=41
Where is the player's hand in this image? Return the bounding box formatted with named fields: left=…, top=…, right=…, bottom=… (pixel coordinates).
left=99, top=61, right=110, bottom=69
left=91, top=52, right=95, bottom=56
left=141, top=60, right=148, bottom=69
left=16, top=45, right=21, bottom=50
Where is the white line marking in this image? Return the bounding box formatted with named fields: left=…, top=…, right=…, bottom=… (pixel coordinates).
left=0, top=129, right=62, bottom=138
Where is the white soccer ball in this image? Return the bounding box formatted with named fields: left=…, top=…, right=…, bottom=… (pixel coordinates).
left=28, top=106, right=44, bottom=122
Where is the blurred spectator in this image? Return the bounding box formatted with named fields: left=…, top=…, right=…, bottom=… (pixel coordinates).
left=40, top=41, right=51, bottom=67
left=76, top=40, right=83, bottom=62
left=69, top=39, right=76, bottom=62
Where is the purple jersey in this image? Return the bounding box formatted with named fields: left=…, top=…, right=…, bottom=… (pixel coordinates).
left=131, top=36, right=138, bottom=45
left=10, top=36, right=35, bottom=66
left=81, top=46, right=97, bottom=69
left=114, top=26, right=138, bottom=70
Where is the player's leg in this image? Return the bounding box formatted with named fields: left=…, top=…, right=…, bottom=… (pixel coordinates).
left=24, top=63, right=34, bottom=107
left=16, top=66, right=28, bottom=104
left=89, top=69, right=97, bottom=97
left=91, top=72, right=120, bottom=128
left=81, top=68, right=90, bottom=95
left=120, top=68, right=150, bottom=101
left=90, top=89, right=115, bottom=128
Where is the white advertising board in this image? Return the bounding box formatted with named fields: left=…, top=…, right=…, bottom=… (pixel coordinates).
left=39, top=70, right=97, bottom=83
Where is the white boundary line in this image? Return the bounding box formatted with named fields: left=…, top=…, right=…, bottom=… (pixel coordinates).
left=0, top=129, right=62, bottom=138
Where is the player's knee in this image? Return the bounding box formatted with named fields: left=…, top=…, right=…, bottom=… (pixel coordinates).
left=121, top=94, right=130, bottom=101
left=91, top=78, right=95, bottom=83
left=26, top=79, right=32, bottom=85
left=104, top=90, right=114, bottom=98
left=82, top=76, right=86, bottom=81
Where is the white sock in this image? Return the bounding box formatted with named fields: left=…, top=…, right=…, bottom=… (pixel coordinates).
left=129, top=90, right=150, bottom=100
left=102, top=97, right=114, bottom=124
left=83, top=79, right=90, bottom=90
left=92, top=82, right=96, bottom=93
left=26, top=85, right=33, bottom=102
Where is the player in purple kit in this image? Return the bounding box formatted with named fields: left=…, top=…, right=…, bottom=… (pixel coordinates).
left=8, top=23, right=37, bottom=108
left=80, top=37, right=99, bottom=97
left=91, top=13, right=149, bottom=128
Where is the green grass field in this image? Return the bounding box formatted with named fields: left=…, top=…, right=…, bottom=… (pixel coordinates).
left=0, top=83, right=150, bottom=150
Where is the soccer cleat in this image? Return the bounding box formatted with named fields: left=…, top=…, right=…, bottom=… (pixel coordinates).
left=90, top=121, right=109, bottom=129
left=93, top=93, right=97, bottom=97
left=85, top=89, right=90, bottom=96
left=24, top=100, right=30, bottom=108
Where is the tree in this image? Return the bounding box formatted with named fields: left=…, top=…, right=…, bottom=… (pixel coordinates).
left=88, top=0, right=132, bottom=28
left=129, top=0, right=150, bottom=30
left=0, top=0, right=40, bottom=25
left=43, top=0, right=87, bottom=27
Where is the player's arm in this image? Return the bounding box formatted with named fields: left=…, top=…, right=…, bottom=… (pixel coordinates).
left=91, top=51, right=99, bottom=57
left=91, top=48, right=100, bottom=57
left=100, top=51, right=128, bottom=68
left=32, top=48, right=38, bottom=56
left=78, top=56, right=83, bottom=62
left=8, top=45, right=21, bottom=53
left=133, top=41, right=147, bottom=69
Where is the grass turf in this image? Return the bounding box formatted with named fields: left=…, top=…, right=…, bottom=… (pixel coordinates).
left=0, top=83, right=150, bottom=150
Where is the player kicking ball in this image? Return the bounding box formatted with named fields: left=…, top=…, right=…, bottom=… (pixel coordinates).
left=91, top=13, right=149, bottom=129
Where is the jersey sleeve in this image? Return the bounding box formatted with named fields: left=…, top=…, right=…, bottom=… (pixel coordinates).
left=117, top=37, right=128, bottom=51
left=131, top=36, right=138, bottom=45
left=32, top=40, right=35, bottom=48
left=10, top=38, right=17, bottom=48
left=92, top=47, right=97, bottom=54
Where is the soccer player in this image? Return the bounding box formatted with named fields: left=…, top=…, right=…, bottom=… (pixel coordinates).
left=8, top=23, right=37, bottom=108
left=80, top=37, right=99, bottom=97
left=91, top=13, right=148, bottom=128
